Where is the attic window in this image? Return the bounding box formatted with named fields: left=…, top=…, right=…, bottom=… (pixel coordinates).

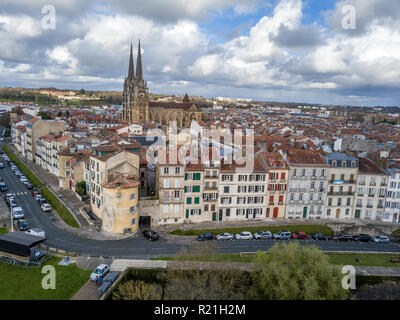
left=115, top=182, right=122, bottom=188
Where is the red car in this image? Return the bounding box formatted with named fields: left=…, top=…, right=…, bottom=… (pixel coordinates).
left=32, top=190, right=40, bottom=197
left=292, top=232, right=308, bottom=240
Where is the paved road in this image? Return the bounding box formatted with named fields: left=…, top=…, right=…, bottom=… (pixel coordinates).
left=1, top=142, right=399, bottom=259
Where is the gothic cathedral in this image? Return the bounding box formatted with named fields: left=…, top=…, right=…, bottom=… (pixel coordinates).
left=122, top=41, right=204, bottom=127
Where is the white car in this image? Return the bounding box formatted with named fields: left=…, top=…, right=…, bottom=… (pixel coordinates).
left=12, top=207, right=24, bottom=219
left=216, top=233, right=234, bottom=241
left=41, top=203, right=51, bottom=212
left=235, top=231, right=253, bottom=240
left=25, top=228, right=46, bottom=238
left=372, top=235, right=390, bottom=244
left=254, top=230, right=273, bottom=240
left=90, top=264, right=110, bottom=281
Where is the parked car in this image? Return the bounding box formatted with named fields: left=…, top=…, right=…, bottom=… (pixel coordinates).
left=142, top=230, right=161, bottom=241
left=41, top=203, right=52, bottom=212
left=253, top=230, right=273, bottom=240
left=34, top=194, right=44, bottom=201
left=16, top=219, right=29, bottom=231
left=312, top=233, right=328, bottom=240
left=197, top=233, right=213, bottom=241
left=0, top=182, right=8, bottom=192
left=38, top=198, right=47, bottom=206
left=216, top=233, right=234, bottom=241
left=334, top=234, right=354, bottom=242
left=24, top=182, right=33, bottom=189
left=25, top=228, right=46, bottom=238
left=235, top=231, right=253, bottom=240
left=90, top=264, right=110, bottom=281
left=0, top=163, right=4, bottom=169
left=273, top=230, right=292, bottom=240
left=32, top=190, right=40, bottom=197
left=353, top=234, right=371, bottom=242
left=14, top=171, right=22, bottom=177
left=292, top=232, right=309, bottom=240
left=372, top=235, right=390, bottom=244
left=12, top=207, right=24, bottom=220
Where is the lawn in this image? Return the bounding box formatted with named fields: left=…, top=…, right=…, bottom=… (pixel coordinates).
left=0, top=227, right=7, bottom=235
left=170, top=225, right=334, bottom=236
left=0, top=256, right=92, bottom=300
left=151, top=252, right=400, bottom=268
left=41, top=188, right=80, bottom=228
left=2, top=145, right=43, bottom=188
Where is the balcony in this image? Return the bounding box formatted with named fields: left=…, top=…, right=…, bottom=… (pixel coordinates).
left=370, top=182, right=376, bottom=186
left=327, top=192, right=355, bottom=196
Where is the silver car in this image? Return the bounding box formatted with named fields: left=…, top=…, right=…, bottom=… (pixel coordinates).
left=372, top=235, right=390, bottom=244
left=254, top=230, right=273, bottom=240
left=216, top=233, right=234, bottom=241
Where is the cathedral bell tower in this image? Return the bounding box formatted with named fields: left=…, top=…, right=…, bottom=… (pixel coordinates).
left=122, top=40, right=150, bottom=124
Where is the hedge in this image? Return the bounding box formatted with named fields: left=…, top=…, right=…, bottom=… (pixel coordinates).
left=41, top=188, right=80, bottom=228
left=170, top=225, right=334, bottom=236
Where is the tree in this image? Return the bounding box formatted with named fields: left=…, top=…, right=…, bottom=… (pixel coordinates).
left=112, top=280, right=162, bottom=300
left=251, top=242, right=348, bottom=300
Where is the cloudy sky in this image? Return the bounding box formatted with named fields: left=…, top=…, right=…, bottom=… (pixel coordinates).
left=1, top=0, right=400, bottom=106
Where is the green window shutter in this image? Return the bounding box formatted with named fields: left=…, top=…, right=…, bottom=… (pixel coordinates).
left=187, top=197, right=192, bottom=204
left=199, top=209, right=201, bottom=215
left=196, top=173, right=201, bottom=180
left=191, top=209, right=194, bottom=215
left=194, top=197, right=199, bottom=204
left=186, top=210, right=189, bottom=219
left=184, top=186, right=187, bottom=193
left=193, top=186, right=200, bottom=192
left=185, top=173, right=188, bottom=181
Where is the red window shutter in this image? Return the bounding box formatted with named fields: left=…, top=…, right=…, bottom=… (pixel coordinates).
left=269, top=173, right=273, bottom=180
left=269, top=196, right=274, bottom=203
left=268, top=184, right=271, bottom=191
left=281, top=172, right=286, bottom=180
left=279, top=195, right=284, bottom=202
left=284, top=184, right=287, bottom=191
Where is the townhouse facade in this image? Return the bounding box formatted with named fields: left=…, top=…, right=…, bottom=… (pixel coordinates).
left=326, top=153, right=358, bottom=220
left=218, top=159, right=267, bottom=221
left=202, top=149, right=220, bottom=222
left=184, top=163, right=205, bottom=222
left=25, top=118, right=66, bottom=162
left=354, top=157, right=388, bottom=221
left=384, top=168, right=400, bottom=223
left=257, top=151, right=289, bottom=219
left=156, top=149, right=185, bottom=225
left=285, top=150, right=329, bottom=220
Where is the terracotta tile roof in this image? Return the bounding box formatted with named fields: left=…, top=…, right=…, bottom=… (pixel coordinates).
left=286, top=149, right=328, bottom=166
left=102, top=173, right=140, bottom=189
left=358, top=157, right=386, bottom=175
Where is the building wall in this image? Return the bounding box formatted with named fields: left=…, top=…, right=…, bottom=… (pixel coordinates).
left=102, top=185, right=139, bottom=234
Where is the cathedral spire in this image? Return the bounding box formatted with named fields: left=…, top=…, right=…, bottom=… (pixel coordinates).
left=136, top=39, right=143, bottom=80
left=128, top=43, right=135, bottom=81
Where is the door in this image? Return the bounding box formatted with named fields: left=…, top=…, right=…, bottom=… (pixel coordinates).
left=355, top=210, right=360, bottom=219
left=218, top=209, right=223, bottom=221
left=273, top=207, right=279, bottom=218
left=303, top=207, right=307, bottom=219
left=212, top=212, right=216, bottom=221
left=394, top=213, right=398, bottom=223
left=336, top=209, right=341, bottom=219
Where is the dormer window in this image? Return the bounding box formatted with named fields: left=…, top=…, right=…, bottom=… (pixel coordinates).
left=332, top=161, right=337, bottom=167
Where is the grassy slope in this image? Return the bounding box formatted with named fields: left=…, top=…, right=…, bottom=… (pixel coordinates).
left=0, top=257, right=91, bottom=300
left=42, top=188, right=80, bottom=228
left=151, top=253, right=400, bottom=268
left=0, top=227, right=7, bottom=235
left=170, top=225, right=334, bottom=236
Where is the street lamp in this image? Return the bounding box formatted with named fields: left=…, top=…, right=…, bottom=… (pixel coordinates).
left=10, top=211, right=13, bottom=232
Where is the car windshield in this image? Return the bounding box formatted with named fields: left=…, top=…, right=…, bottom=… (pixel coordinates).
left=94, top=268, right=102, bottom=274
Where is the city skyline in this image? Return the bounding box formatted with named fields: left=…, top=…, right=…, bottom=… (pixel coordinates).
left=1, top=0, right=400, bottom=107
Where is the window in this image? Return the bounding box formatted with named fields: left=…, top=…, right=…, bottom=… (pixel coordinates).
left=164, top=167, right=169, bottom=174
left=130, top=206, right=136, bottom=214
left=193, top=186, right=200, bottom=193
left=194, top=197, right=200, bottom=204
left=193, top=173, right=201, bottom=180
left=174, top=179, right=180, bottom=188
left=224, top=186, right=230, bottom=193
left=187, top=197, right=192, bottom=204
left=131, top=218, right=136, bottom=225
left=163, top=205, right=168, bottom=214
left=174, top=190, right=180, bottom=199
left=130, top=194, right=136, bottom=200
left=175, top=167, right=180, bottom=174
